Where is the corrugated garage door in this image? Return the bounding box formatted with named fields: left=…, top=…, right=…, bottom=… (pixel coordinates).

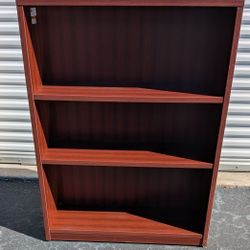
left=0, top=0, right=35, bottom=165
left=220, top=1, right=250, bottom=171
left=0, top=0, right=249, bottom=170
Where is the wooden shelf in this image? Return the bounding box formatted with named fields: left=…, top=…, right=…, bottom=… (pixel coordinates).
left=50, top=210, right=202, bottom=245
left=34, top=86, right=223, bottom=103
left=41, top=148, right=213, bottom=169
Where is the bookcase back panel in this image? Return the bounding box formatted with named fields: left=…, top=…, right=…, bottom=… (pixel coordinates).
left=26, top=6, right=236, bottom=95
left=44, top=165, right=212, bottom=233
left=36, top=101, right=221, bottom=163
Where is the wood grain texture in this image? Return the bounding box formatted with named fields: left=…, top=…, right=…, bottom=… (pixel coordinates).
left=202, top=7, right=244, bottom=246
left=36, top=101, right=222, bottom=163
left=41, top=148, right=213, bottom=168
left=16, top=0, right=244, bottom=7
left=17, top=0, right=243, bottom=245
left=16, top=6, right=51, bottom=240
left=44, top=165, right=212, bottom=237
left=49, top=211, right=202, bottom=244
left=27, top=6, right=236, bottom=96
left=34, top=86, right=223, bottom=103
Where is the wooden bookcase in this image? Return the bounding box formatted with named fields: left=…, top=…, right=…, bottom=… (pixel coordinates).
left=17, top=0, right=243, bottom=246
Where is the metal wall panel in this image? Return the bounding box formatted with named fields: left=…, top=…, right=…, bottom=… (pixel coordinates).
left=0, top=1, right=249, bottom=169
left=0, top=1, right=35, bottom=164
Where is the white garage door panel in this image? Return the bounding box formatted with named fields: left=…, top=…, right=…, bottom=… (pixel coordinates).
left=0, top=0, right=35, bottom=165
left=0, top=36, right=20, bottom=48
left=0, top=85, right=28, bottom=98
left=0, top=6, right=18, bottom=21
left=0, top=61, right=24, bottom=73
left=0, top=49, right=22, bottom=60
left=0, top=121, right=31, bottom=131
left=0, top=1, right=250, bottom=169
left=0, top=23, right=19, bottom=34
left=0, top=99, right=28, bottom=109
left=0, top=73, right=25, bottom=84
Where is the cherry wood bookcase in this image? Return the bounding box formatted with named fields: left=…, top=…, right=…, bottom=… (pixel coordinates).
left=17, top=0, right=243, bottom=246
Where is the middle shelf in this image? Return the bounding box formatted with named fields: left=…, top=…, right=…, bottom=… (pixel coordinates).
left=36, top=100, right=222, bottom=166
left=41, top=148, right=213, bottom=169
left=33, top=86, right=223, bottom=103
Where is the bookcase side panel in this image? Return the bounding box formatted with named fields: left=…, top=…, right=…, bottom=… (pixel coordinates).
left=202, top=6, right=243, bottom=246
left=17, top=6, right=56, bottom=240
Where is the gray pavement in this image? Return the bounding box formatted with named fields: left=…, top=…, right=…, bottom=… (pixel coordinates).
left=0, top=178, right=249, bottom=250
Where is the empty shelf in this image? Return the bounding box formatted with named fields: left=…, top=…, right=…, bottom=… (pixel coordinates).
left=50, top=210, right=202, bottom=245
left=41, top=148, right=213, bottom=169
left=34, top=86, right=223, bottom=103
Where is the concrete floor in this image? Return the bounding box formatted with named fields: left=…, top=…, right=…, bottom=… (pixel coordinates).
left=0, top=178, right=249, bottom=250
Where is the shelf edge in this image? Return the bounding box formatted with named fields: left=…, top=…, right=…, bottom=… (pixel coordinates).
left=33, top=86, right=224, bottom=104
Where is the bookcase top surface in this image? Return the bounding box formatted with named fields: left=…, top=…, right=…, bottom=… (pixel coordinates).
left=16, top=0, right=244, bottom=7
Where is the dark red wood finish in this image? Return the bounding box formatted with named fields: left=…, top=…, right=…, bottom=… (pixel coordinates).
left=34, top=86, right=223, bottom=103
left=16, top=0, right=244, bottom=7
left=26, top=6, right=235, bottom=96
left=17, top=0, right=243, bottom=246
left=49, top=211, right=203, bottom=245
left=41, top=148, right=213, bottom=168
left=35, top=101, right=222, bottom=163
left=44, top=166, right=211, bottom=244
left=17, top=6, right=51, bottom=240
left=202, top=6, right=244, bottom=246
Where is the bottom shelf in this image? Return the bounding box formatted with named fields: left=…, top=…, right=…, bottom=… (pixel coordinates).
left=44, top=165, right=210, bottom=245
left=50, top=210, right=203, bottom=245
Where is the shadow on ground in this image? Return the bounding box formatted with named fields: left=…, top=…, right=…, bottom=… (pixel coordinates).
left=0, top=179, right=44, bottom=240
left=0, top=178, right=249, bottom=250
